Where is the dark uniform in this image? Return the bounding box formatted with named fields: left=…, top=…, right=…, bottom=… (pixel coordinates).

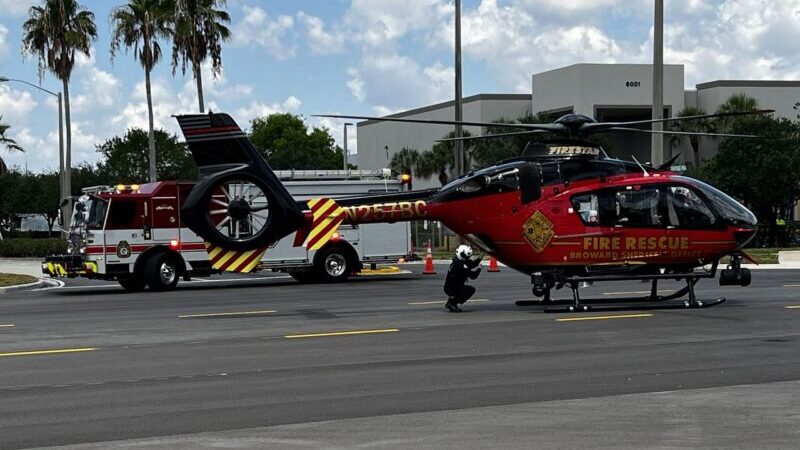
left=444, top=256, right=481, bottom=312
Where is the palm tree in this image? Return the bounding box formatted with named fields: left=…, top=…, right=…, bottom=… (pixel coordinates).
left=715, top=93, right=759, bottom=132
left=171, top=0, right=231, bottom=113
left=389, top=148, right=420, bottom=178
left=0, top=116, right=24, bottom=175
left=111, top=0, right=173, bottom=182
left=668, top=107, right=715, bottom=168
left=22, top=0, right=96, bottom=195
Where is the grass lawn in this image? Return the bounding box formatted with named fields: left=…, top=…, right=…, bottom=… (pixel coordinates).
left=741, top=248, right=799, bottom=264
left=0, top=273, right=37, bottom=287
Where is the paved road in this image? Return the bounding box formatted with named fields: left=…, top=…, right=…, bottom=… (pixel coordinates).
left=0, top=266, right=799, bottom=449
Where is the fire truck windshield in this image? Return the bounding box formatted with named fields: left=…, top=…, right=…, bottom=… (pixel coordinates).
left=80, top=196, right=108, bottom=229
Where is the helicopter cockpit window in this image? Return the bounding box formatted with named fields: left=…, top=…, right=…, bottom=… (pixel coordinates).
left=571, top=192, right=616, bottom=225
left=665, top=186, right=716, bottom=229
left=614, top=188, right=663, bottom=227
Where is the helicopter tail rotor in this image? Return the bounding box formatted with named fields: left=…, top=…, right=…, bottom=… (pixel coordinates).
left=176, top=113, right=305, bottom=252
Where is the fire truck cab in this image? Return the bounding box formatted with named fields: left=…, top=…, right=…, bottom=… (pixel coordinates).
left=43, top=171, right=411, bottom=291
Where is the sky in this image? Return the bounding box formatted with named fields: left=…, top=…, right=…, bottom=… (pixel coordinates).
left=1, top=0, right=799, bottom=172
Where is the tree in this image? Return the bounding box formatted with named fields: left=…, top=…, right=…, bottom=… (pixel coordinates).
left=111, top=0, right=173, bottom=183
left=389, top=148, right=420, bottom=177
left=172, top=0, right=231, bottom=112
left=95, top=128, right=197, bottom=182
left=668, top=107, right=715, bottom=168
left=0, top=116, right=24, bottom=175
left=249, top=113, right=344, bottom=170
left=415, top=130, right=472, bottom=186
left=470, top=112, right=551, bottom=168
left=698, top=115, right=800, bottom=246
left=715, top=93, right=759, bottom=132
left=35, top=172, right=61, bottom=234
left=22, top=0, right=97, bottom=196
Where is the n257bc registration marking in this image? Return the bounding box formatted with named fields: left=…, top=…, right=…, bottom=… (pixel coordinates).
left=343, top=201, right=427, bottom=223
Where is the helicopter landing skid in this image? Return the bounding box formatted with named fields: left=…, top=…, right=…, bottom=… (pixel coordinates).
left=519, top=263, right=726, bottom=313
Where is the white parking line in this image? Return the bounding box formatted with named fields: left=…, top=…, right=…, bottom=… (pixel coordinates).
left=35, top=275, right=293, bottom=290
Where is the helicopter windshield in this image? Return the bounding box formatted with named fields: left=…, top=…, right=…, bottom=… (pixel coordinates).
left=683, top=177, right=757, bottom=227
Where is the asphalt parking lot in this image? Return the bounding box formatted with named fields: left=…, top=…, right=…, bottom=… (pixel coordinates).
left=0, top=265, right=799, bottom=449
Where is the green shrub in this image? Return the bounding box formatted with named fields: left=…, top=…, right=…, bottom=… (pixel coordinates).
left=0, top=238, right=67, bottom=257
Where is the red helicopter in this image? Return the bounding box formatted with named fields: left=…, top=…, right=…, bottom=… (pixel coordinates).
left=176, top=110, right=767, bottom=312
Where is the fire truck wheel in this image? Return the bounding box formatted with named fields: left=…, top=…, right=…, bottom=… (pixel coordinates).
left=118, top=277, right=145, bottom=292
left=314, top=245, right=352, bottom=283
left=144, top=253, right=180, bottom=292
left=287, top=269, right=316, bottom=283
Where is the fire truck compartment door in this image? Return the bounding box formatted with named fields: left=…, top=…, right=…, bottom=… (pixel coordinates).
left=150, top=197, right=181, bottom=241
left=360, top=222, right=410, bottom=259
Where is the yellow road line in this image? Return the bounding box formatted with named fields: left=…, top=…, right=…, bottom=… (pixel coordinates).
left=0, top=324, right=14, bottom=328
left=785, top=306, right=800, bottom=309
left=179, top=310, right=276, bottom=319
left=407, top=299, right=490, bottom=305
left=285, top=328, right=399, bottom=339
left=556, top=313, right=653, bottom=322
left=0, top=347, right=97, bottom=358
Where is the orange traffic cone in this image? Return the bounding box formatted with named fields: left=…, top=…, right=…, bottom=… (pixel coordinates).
left=488, top=256, right=500, bottom=272
left=423, top=240, right=436, bottom=275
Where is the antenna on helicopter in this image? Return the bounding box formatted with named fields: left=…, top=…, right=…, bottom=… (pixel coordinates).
left=631, top=155, right=650, bottom=177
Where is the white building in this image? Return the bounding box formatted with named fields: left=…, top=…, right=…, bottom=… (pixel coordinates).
left=358, top=63, right=800, bottom=179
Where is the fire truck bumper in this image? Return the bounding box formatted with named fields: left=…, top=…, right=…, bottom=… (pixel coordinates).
left=42, top=256, right=99, bottom=278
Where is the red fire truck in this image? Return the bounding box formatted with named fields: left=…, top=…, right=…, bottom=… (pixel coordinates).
left=43, top=172, right=411, bottom=291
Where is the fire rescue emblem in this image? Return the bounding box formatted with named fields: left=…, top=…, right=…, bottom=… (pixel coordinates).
left=117, top=241, right=131, bottom=258
left=523, top=211, right=554, bottom=253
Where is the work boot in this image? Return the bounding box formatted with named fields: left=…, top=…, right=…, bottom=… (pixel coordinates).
left=445, top=298, right=459, bottom=312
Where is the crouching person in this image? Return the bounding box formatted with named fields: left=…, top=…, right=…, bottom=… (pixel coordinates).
left=444, top=245, right=482, bottom=312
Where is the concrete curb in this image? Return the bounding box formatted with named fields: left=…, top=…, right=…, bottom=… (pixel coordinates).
left=0, top=279, right=47, bottom=293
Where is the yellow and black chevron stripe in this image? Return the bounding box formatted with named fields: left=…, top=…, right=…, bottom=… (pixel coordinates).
left=303, top=198, right=345, bottom=250
left=205, top=243, right=267, bottom=272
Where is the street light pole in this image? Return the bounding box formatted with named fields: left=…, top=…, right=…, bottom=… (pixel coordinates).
left=454, top=0, right=464, bottom=177
left=0, top=76, right=68, bottom=229
left=343, top=122, right=353, bottom=175
left=651, top=0, right=664, bottom=165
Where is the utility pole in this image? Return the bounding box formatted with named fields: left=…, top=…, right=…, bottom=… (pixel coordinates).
left=343, top=123, right=353, bottom=176
left=651, top=0, right=664, bottom=165
left=454, top=0, right=464, bottom=176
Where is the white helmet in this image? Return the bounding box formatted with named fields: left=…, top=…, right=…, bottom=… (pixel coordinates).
left=456, top=245, right=473, bottom=260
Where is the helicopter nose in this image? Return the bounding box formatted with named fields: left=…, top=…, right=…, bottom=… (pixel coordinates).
left=734, top=228, right=757, bottom=248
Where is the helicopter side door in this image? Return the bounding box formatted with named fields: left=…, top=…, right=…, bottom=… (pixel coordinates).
left=571, top=184, right=670, bottom=264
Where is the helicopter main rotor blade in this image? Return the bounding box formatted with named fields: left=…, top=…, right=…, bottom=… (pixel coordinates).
left=436, top=130, right=552, bottom=142
left=597, top=127, right=762, bottom=138
left=314, top=114, right=565, bottom=132
left=583, top=109, right=775, bottom=133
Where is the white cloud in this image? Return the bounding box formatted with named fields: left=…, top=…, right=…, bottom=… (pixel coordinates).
left=234, top=96, right=302, bottom=128
left=232, top=5, right=296, bottom=60
left=0, top=85, right=38, bottom=123
left=347, top=54, right=453, bottom=112
left=298, top=12, right=344, bottom=54
left=311, top=116, right=358, bottom=155
left=0, top=0, right=35, bottom=17
left=70, top=51, right=121, bottom=113
left=344, top=0, right=452, bottom=50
